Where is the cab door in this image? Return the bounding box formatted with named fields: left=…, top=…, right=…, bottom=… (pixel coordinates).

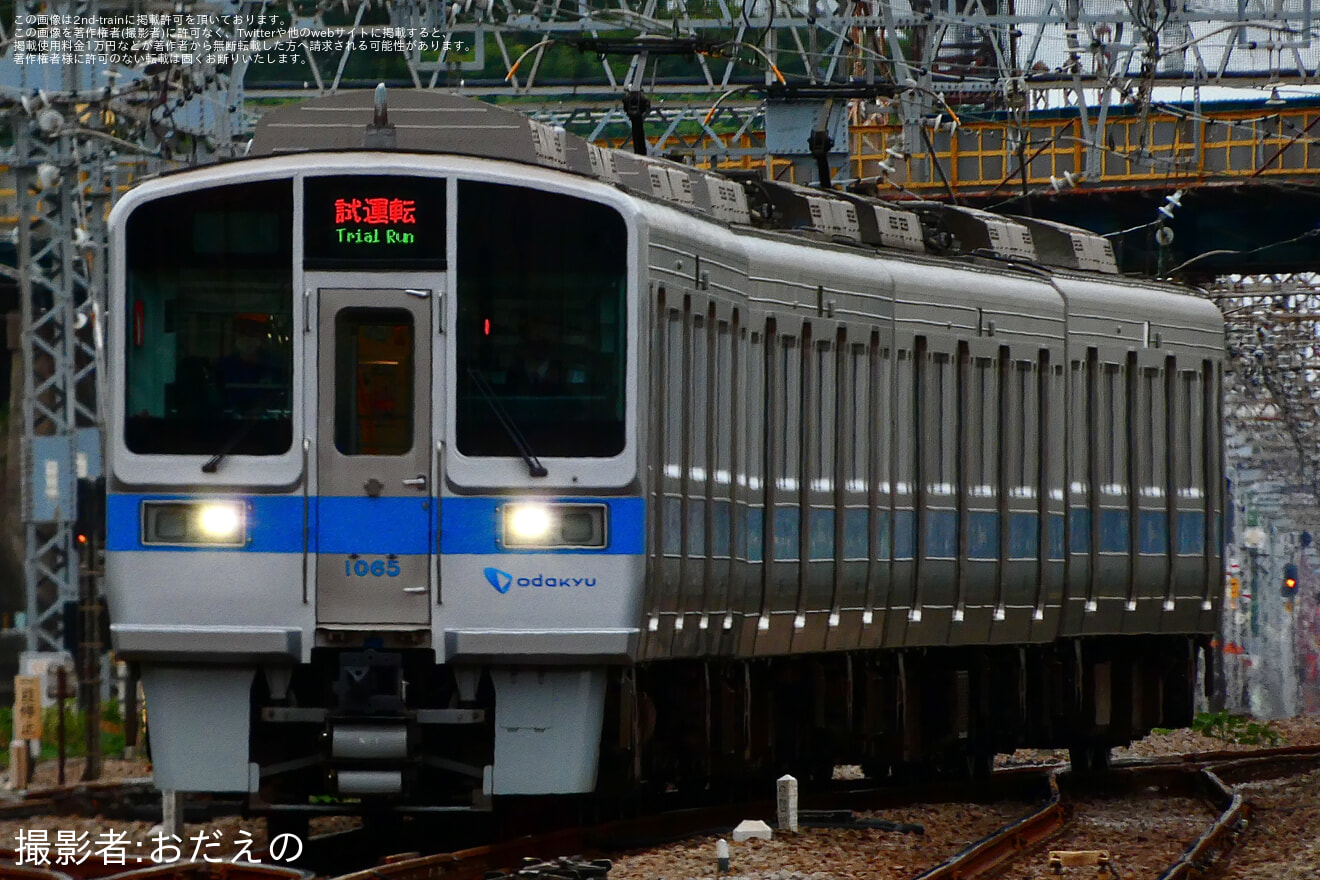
left=316, top=288, right=433, bottom=626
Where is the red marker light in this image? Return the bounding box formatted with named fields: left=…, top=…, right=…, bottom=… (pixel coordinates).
left=484, top=319, right=490, bottom=336
left=132, top=300, right=145, bottom=347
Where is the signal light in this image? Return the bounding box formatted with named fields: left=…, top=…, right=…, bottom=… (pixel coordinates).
left=1283, top=562, right=1300, bottom=597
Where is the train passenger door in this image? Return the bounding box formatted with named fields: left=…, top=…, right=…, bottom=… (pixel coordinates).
left=316, top=288, right=433, bottom=626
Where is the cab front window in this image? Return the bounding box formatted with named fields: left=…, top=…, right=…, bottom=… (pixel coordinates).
left=455, top=181, right=627, bottom=458
left=123, top=180, right=294, bottom=456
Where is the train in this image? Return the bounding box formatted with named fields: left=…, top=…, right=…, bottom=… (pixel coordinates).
left=103, top=88, right=1225, bottom=821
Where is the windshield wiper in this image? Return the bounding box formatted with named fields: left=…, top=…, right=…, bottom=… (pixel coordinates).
left=202, top=389, right=286, bottom=473
left=202, top=418, right=262, bottom=473
left=467, top=368, right=548, bottom=478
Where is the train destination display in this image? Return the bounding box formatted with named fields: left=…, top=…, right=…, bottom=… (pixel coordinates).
left=304, top=174, right=445, bottom=267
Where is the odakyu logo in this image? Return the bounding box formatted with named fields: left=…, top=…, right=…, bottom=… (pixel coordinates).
left=483, top=567, right=597, bottom=594
left=484, top=567, right=513, bottom=594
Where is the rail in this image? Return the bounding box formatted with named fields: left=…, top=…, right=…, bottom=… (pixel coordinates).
left=911, top=771, right=1064, bottom=880
left=2, top=744, right=1318, bottom=880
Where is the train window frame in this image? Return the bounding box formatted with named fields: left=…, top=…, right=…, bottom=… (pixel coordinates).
left=118, top=178, right=296, bottom=466
left=451, top=180, right=629, bottom=468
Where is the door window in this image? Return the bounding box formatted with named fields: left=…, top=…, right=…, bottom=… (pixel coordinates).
left=334, top=308, right=415, bottom=456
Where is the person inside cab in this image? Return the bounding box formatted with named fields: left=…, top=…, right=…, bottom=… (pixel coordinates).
left=516, top=318, right=566, bottom=394
left=218, top=314, right=284, bottom=414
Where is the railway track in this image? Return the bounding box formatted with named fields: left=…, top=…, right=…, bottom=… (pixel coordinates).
left=328, top=746, right=1320, bottom=880
left=0, top=863, right=305, bottom=880
left=0, top=782, right=241, bottom=826
left=912, top=747, right=1312, bottom=880
left=2, top=744, right=1318, bottom=880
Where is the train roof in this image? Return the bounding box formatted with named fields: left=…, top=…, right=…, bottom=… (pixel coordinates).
left=250, top=88, right=1131, bottom=277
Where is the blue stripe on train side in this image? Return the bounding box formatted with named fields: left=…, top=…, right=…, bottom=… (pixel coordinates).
left=968, top=510, right=998, bottom=560
left=1048, top=513, right=1066, bottom=560
left=1177, top=511, right=1206, bottom=555
left=109, top=494, right=645, bottom=555
left=1008, top=512, right=1039, bottom=559
left=1099, top=509, right=1129, bottom=553
left=318, top=496, right=431, bottom=554
left=1138, top=510, right=1169, bottom=555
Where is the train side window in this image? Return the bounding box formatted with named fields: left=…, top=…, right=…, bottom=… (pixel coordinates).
left=894, top=350, right=914, bottom=496
left=1070, top=360, right=1089, bottom=496
left=814, top=339, right=836, bottom=493
left=932, top=352, right=956, bottom=495
left=1185, top=371, right=1203, bottom=498
left=769, top=333, right=801, bottom=562
left=1099, top=363, right=1127, bottom=496
left=1003, top=358, right=1024, bottom=496
left=744, top=329, right=766, bottom=564
left=688, top=312, right=708, bottom=557
left=875, top=346, right=891, bottom=495
left=875, top=346, right=893, bottom=558
left=969, top=357, right=997, bottom=497
left=1171, top=371, right=1189, bottom=497
left=1047, top=363, right=1066, bottom=502
left=1137, top=367, right=1162, bottom=497
left=843, top=343, right=870, bottom=560
left=847, top=344, right=869, bottom=496
left=663, top=309, right=684, bottom=476
left=334, top=309, right=414, bottom=456
left=809, top=339, right=836, bottom=561
left=1018, top=361, right=1038, bottom=499
left=778, top=336, right=800, bottom=493
left=1152, top=367, right=1168, bottom=497
left=712, top=321, right=733, bottom=559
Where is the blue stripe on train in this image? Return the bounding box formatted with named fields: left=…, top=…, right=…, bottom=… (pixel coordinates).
left=1178, top=511, right=1206, bottom=555
left=107, top=494, right=645, bottom=555
left=319, top=496, right=432, bottom=554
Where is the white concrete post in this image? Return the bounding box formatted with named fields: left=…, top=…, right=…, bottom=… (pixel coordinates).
left=161, top=790, right=184, bottom=839
left=776, top=773, right=799, bottom=832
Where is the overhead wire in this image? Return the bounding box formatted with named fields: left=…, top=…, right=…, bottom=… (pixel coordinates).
left=1166, top=229, right=1320, bottom=277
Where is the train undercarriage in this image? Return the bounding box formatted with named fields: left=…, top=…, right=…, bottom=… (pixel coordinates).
left=613, top=634, right=1208, bottom=788
left=247, top=634, right=1207, bottom=818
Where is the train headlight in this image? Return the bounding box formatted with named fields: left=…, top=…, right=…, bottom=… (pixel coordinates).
left=197, top=503, right=245, bottom=541
left=142, top=500, right=248, bottom=547
left=507, top=505, right=552, bottom=542
left=502, top=503, right=607, bottom=549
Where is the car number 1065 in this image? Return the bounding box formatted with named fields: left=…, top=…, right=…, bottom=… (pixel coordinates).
left=345, top=557, right=401, bottom=577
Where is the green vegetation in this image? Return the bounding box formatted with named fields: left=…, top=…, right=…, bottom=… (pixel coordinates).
left=1190, top=710, right=1282, bottom=746
left=0, top=700, right=130, bottom=767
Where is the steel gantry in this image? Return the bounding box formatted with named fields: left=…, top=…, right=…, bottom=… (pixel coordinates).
left=13, top=107, right=108, bottom=651
left=1210, top=273, right=1320, bottom=720
left=1214, top=274, right=1320, bottom=524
